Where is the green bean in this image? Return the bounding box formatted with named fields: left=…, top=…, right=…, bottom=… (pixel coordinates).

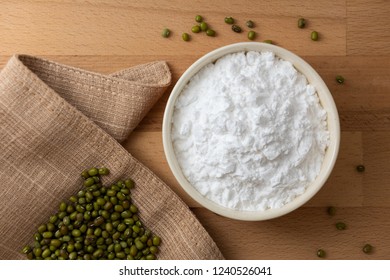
left=129, top=205, right=138, bottom=214
left=116, top=192, right=125, bottom=201
left=37, top=224, right=47, bottom=234
left=42, top=248, right=51, bottom=259
left=81, top=170, right=89, bottom=179
left=146, top=254, right=156, bottom=260
left=206, top=29, right=216, bottom=37
left=69, top=252, right=77, bottom=260
left=336, top=75, right=345, bottom=84
left=71, top=229, right=82, bottom=237
left=311, top=31, right=319, bottom=41
left=152, top=236, right=161, bottom=246
left=224, top=17, right=234, bottom=24
left=182, top=33, right=190, bottom=41
left=232, top=25, right=241, bottom=33
left=33, top=247, right=42, bottom=257
left=336, top=222, right=347, bottom=230
left=59, top=202, right=67, bottom=212
left=200, top=22, right=208, bottom=31
left=150, top=246, right=159, bottom=254
left=246, top=20, right=254, bottom=28
left=327, top=206, right=336, bottom=216
left=135, top=240, right=145, bottom=250
left=42, top=232, right=53, bottom=239
left=130, top=245, right=138, bottom=256
left=88, top=168, right=98, bottom=177
left=162, top=28, right=170, bottom=38
left=317, top=249, right=326, bottom=258
left=125, top=179, right=134, bottom=189
left=248, top=31, right=256, bottom=40
left=22, top=245, right=31, bottom=254
left=107, top=189, right=116, bottom=197
left=50, top=239, right=61, bottom=248
left=98, top=167, right=109, bottom=175
left=362, top=244, right=373, bottom=254
left=47, top=223, right=55, bottom=232
left=117, top=223, right=126, bottom=232
left=84, top=177, right=95, bottom=188
left=132, top=225, right=140, bottom=234
left=114, top=205, right=124, bottom=213
left=298, top=18, right=306, bottom=28
left=356, top=165, right=365, bottom=173
left=192, top=25, right=200, bottom=33
left=195, top=15, right=203, bottom=22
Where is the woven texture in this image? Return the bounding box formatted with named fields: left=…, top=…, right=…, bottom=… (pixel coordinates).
left=0, top=55, right=224, bottom=260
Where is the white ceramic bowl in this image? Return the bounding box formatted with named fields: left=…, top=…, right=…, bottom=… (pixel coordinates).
left=162, top=42, right=340, bottom=221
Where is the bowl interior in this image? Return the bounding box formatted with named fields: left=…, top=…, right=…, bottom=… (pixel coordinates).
left=162, top=42, right=340, bottom=221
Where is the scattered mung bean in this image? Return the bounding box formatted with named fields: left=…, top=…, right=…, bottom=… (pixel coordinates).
left=336, top=222, right=347, bottom=230
left=195, top=15, right=203, bottom=22
left=246, top=20, right=254, bottom=28
left=356, top=165, right=365, bottom=173
left=336, top=75, right=345, bottom=84
left=162, top=28, right=170, bottom=38
left=232, top=25, right=241, bottom=33
left=298, top=18, right=306, bottom=28
left=317, top=249, right=326, bottom=258
left=192, top=25, right=201, bottom=33
left=311, top=31, right=319, bottom=41
left=224, top=16, right=234, bottom=24
left=182, top=33, right=190, bottom=41
left=362, top=244, right=373, bottom=254
left=248, top=31, right=256, bottom=40
left=200, top=22, right=208, bottom=31
left=327, top=206, right=336, bottom=216
left=206, top=29, right=216, bottom=37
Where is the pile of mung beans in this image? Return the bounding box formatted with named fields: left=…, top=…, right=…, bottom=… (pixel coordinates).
left=22, top=167, right=161, bottom=260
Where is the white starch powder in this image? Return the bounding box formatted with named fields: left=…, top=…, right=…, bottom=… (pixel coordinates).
left=171, top=51, right=329, bottom=211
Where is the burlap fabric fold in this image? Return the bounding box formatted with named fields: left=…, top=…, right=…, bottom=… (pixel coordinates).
left=0, top=55, right=224, bottom=260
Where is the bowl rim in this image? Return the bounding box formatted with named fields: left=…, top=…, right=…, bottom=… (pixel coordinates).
left=162, top=42, right=340, bottom=221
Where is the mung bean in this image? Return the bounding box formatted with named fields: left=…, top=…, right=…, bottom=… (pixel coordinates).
left=162, top=28, right=170, bottom=38
left=200, top=22, right=208, bottom=31
left=182, top=32, right=190, bottom=41
left=336, top=222, right=347, bottom=230
left=248, top=31, right=256, bottom=40
left=192, top=25, right=201, bottom=33
left=232, top=25, right=242, bottom=33
left=224, top=16, right=234, bottom=24
left=327, top=206, right=336, bottom=216
left=298, top=18, right=306, bottom=28
left=246, top=20, right=254, bottom=28
left=356, top=165, right=365, bottom=173
left=311, top=31, right=319, bottom=41
left=336, top=75, right=345, bottom=84
left=317, top=249, right=326, bottom=258
left=22, top=167, right=161, bottom=260
left=195, top=15, right=203, bottom=22
left=362, top=244, right=373, bottom=254
left=206, top=29, right=216, bottom=37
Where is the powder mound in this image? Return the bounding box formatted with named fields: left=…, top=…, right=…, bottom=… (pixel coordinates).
left=171, top=51, right=329, bottom=211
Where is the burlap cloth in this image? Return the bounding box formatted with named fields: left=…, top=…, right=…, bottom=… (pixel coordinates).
left=0, top=54, right=224, bottom=260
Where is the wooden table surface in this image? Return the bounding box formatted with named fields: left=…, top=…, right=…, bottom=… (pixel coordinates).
left=1, top=0, right=389, bottom=260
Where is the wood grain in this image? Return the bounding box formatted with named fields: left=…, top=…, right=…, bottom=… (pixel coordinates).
left=347, top=0, right=390, bottom=55
left=194, top=207, right=390, bottom=259
left=0, top=0, right=389, bottom=260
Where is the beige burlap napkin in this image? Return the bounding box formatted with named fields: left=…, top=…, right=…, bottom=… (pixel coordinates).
left=0, top=54, right=224, bottom=260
